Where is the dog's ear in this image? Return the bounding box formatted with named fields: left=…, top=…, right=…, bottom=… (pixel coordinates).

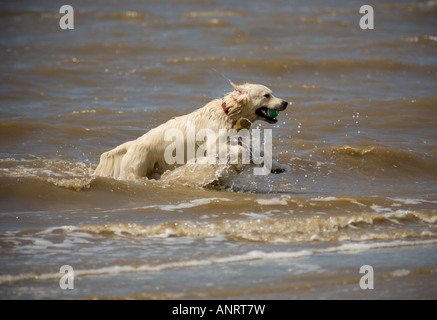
left=230, top=82, right=248, bottom=103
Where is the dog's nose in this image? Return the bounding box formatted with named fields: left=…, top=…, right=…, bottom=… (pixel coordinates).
left=281, top=101, right=288, bottom=108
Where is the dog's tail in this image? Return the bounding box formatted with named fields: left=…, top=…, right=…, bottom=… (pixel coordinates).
left=94, top=142, right=130, bottom=179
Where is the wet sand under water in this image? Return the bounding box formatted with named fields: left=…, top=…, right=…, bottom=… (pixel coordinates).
left=1, top=0, right=437, bottom=299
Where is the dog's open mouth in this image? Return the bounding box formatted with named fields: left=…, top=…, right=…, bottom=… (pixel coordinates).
left=256, top=107, right=278, bottom=124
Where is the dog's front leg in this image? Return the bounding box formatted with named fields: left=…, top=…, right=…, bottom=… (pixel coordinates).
left=250, top=129, right=290, bottom=175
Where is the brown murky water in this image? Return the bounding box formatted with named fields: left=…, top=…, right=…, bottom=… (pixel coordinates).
left=1, top=0, right=436, bottom=299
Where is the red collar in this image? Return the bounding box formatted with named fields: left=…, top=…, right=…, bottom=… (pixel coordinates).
left=222, top=101, right=230, bottom=115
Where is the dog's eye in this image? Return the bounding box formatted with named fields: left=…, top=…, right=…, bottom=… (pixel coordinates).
left=264, top=94, right=271, bottom=98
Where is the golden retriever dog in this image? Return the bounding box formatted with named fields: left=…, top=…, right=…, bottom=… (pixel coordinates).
left=95, top=82, right=289, bottom=180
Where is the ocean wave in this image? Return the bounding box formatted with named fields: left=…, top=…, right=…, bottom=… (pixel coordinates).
left=0, top=154, right=240, bottom=195
left=0, top=119, right=96, bottom=143
left=316, top=145, right=437, bottom=177
left=1, top=152, right=436, bottom=208
left=379, top=1, right=437, bottom=10
left=1, top=142, right=436, bottom=200
left=0, top=157, right=95, bottom=191
left=29, top=204, right=437, bottom=243
left=403, top=35, right=437, bottom=44
left=164, top=56, right=434, bottom=75
left=94, top=11, right=151, bottom=21
left=180, top=11, right=244, bottom=18
left=1, top=238, right=436, bottom=285
left=299, top=17, right=354, bottom=27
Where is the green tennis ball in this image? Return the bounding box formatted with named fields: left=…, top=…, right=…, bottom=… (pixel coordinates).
left=267, top=109, right=278, bottom=118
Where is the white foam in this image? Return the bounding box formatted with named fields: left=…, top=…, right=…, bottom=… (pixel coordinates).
left=72, top=109, right=97, bottom=114
left=389, top=198, right=422, bottom=205
left=390, top=197, right=437, bottom=205
left=311, top=196, right=339, bottom=202
left=160, top=198, right=230, bottom=211
left=132, top=197, right=232, bottom=212
left=370, top=205, right=437, bottom=224
left=390, top=269, right=411, bottom=277
left=322, top=238, right=437, bottom=254
left=213, top=250, right=314, bottom=263
left=256, top=196, right=289, bottom=206
left=241, top=212, right=272, bottom=219
left=371, top=204, right=393, bottom=214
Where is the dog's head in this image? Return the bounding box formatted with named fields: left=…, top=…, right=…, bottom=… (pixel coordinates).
left=227, top=82, right=289, bottom=124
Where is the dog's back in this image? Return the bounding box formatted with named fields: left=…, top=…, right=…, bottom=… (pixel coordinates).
left=94, top=101, right=230, bottom=180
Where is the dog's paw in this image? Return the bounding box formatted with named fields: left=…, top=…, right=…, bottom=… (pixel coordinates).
left=271, top=167, right=286, bottom=174
left=271, top=162, right=291, bottom=174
